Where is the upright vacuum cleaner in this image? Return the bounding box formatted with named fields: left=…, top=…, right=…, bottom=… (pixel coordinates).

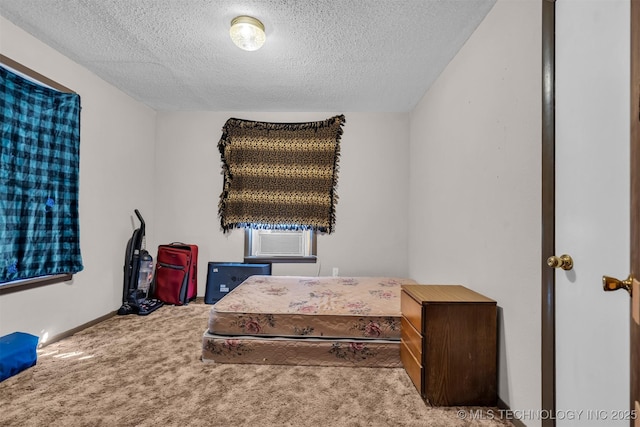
left=117, top=209, right=163, bottom=316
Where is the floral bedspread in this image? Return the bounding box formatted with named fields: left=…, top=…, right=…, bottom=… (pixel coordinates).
left=208, top=276, right=416, bottom=339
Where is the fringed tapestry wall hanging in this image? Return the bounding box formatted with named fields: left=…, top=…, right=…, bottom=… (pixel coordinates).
left=0, top=66, right=83, bottom=283
left=218, top=115, right=345, bottom=233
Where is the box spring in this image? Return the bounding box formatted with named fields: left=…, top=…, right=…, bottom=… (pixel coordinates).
left=202, top=333, right=402, bottom=367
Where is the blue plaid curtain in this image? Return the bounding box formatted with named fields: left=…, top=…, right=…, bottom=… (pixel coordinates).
left=0, top=66, right=83, bottom=283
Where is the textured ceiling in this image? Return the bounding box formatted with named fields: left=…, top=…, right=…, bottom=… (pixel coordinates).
left=0, top=0, right=496, bottom=112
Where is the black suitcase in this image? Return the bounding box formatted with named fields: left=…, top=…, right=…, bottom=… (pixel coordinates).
left=204, top=262, right=271, bottom=304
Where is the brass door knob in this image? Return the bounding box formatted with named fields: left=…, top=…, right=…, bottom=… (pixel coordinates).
left=602, top=275, right=633, bottom=296
left=547, top=254, right=574, bottom=271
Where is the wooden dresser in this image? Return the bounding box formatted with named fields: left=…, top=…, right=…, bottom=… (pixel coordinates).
left=400, top=284, right=497, bottom=406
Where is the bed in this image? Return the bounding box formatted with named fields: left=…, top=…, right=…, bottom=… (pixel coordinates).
left=201, top=275, right=417, bottom=367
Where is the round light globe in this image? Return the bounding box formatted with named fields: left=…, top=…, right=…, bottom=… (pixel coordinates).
left=230, top=16, right=265, bottom=51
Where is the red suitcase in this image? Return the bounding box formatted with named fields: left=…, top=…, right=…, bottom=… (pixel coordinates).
left=153, top=243, right=198, bottom=305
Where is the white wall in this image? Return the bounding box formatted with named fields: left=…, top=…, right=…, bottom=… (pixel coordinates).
left=408, top=0, right=541, bottom=421
left=154, top=112, right=411, bottom=295
left=0, top=17, right=157, bottom=341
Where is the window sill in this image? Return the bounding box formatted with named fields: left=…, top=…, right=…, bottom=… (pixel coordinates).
left=0, top=274, right=72, bottom=295
left=244, top=256, right=317, bottom=264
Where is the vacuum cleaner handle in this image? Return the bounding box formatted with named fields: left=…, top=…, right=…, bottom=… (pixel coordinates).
left=134, top=209, right=145, bottom=235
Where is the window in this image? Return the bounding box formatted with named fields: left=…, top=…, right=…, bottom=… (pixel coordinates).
left=244, top=228, right=317, bottom=263
left=0, top=55, right=82, bottom=289
left=218, top=116, right=344, bottom=264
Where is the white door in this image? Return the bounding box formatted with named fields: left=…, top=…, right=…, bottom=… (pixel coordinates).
left=555, top=1, right=630, bottom=426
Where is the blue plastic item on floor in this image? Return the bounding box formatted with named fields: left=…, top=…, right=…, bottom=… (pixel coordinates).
left=0, top=332, right=39, bottom=382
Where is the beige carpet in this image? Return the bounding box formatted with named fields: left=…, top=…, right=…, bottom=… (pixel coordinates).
left=0, top=302, right=514, bottom=427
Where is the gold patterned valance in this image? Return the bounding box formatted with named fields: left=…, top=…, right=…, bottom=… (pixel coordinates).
left=218, top=115, right=345, bottom=233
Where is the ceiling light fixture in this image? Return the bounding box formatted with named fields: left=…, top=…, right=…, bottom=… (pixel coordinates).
left=229, top=16, right=266, bottom=51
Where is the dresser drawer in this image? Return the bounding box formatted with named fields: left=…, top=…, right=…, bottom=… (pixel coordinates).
left=401, top=289, right=422, bottom=332
left=401, top=316, right=422, bottom=361
left=400, top=339, right=423, bottom=395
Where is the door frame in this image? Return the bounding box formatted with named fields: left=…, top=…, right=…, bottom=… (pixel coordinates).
left=541, top=1, right=556, bottom=426
left=630, top=0, right=639, bottom=420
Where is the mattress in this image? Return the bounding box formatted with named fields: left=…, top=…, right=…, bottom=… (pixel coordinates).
left=207, top=276, right=417, bottom=340
left=202, top=333, right=403, bottom=367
